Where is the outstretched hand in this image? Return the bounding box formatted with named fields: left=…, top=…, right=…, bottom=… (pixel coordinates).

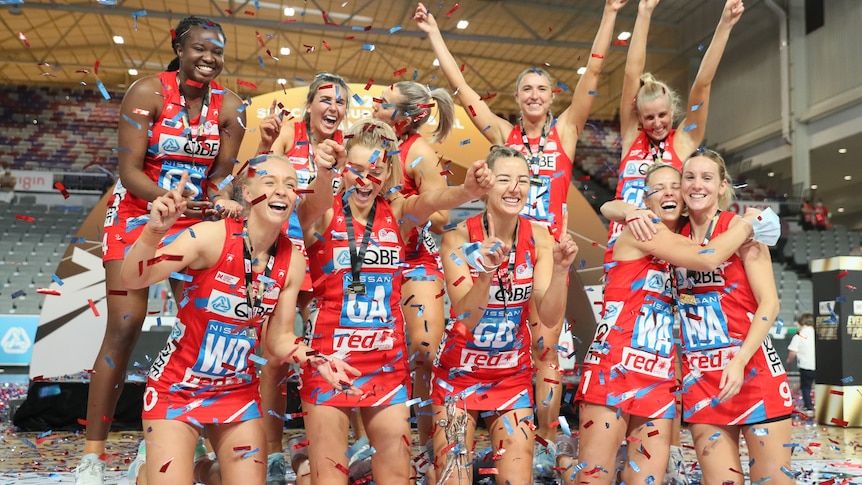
left=149, top=171, right=190, bottom=234
left=462, top=159, right=493, bottom=199
left=414, top=2, right=439, bottom=33
left=554, top=212, right=578, bottom=268
left=310, top=354, right=363, bottom=396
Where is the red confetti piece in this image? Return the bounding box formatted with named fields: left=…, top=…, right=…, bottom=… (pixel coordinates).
left=18, top=32, right=30, bottom=48
left=577, top=175, right=591, bottom=181
left=88, top=299, right=100, bottom=316
left=108, top=289, right=128, bottom=296
left=453, top=275, right=466, bottom=286
left=446, top=3, right=461, bottom=17
left=647, top=430, right=660, bottom=437
left=364, top=79, right=374, bottom=90
left=237, top=80, right=258, bottom=90
left=15, top=215, right=35, bottom=222
left=185, top=79, right=204, bottom=89
left=479, top=468, right=498, bottom=474
left=835, top=270, right=849, bottom=279
left=479, top=92, right=497, bottom=101
left=251, top=194, right=267, bottom=205
left=321, top=11, right=338, bottom=26
left=77, top=418, right=88, bottom=425
left=829, top=390, right=844, bottom=396
left=468, top=105, right=476, bottom=117
left=591, top=53, right=604, bottom=59
left=54, top=182, right=70, bottom=199
left=846, top=285, right=857, bottom=291
left=159, top=458, right=173, bottom=473
left=36, top=288, right=62, bottom=296
left=394, top=67, right=407, bottom=77
left=323, top=40, right=331, bottom=51
left=685, top=312, right=702, bottom=321
left=583, top=419, right=593, bottom=428
left=543, top=378, right=560, bottom=384
left=345, top=35, right=355, bottom=40
left=460, top=63, right=466, bottom=72
left=161, top=254, right=184, bottom=261
left=233, top=445, right=252, bottom=451
left=830, top=417, right=849, bottom=427
left=255, top=32, right=266, bottom=47
left=613, top=39, right=629, bottom=46
left=244, top=10, right=255, bottom=16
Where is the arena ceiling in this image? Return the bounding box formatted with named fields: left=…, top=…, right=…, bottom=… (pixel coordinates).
left=1, top=0, right=860, bottom=228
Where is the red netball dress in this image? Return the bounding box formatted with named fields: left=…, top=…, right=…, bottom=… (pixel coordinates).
left=576, top=253, right=678, bottom=419
left=142, top=218, right=293, bottom=424
left=104, top=71, right=226, bottom=261
left=301, top=196, right=410, bottom=407
left=431, top=214, right=536, bottom=410
left=398, top=133, right=444, bottom=280
left=677, top=211, right=792, bottom=424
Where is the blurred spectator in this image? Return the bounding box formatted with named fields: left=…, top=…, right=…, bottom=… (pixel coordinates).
left=800, top=199, right=814, bottom=230
left=786, top=313, right=816, bottom=415
left=813, top=199, right=830, bottom=230
left=0, top=165, right=15, bottom=204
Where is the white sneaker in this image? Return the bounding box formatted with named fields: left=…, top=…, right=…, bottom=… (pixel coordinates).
left=127, top=440, right=146, bottom=484
left=74, top=453, right=106, bottom=485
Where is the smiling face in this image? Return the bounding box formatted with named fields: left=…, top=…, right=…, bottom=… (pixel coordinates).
left=306, top=84, right=347, bottom=140
left=514, top=72, right=553, bottom=121
left=486, top=156, right=530, bottom=216
left=342, top=145, right=390, bottom=211
left=682, top=155, right=728, bottom=216
left=175, top=25, right=224, bottom=84
left=243, top=158, right=299, bottom=224
left=636, top=96, right=674, bottom=142
left=643, top=165, right=683, bottom=229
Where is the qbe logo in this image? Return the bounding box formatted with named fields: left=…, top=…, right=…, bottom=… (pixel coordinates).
left=1, top=327, right=32, bottom=354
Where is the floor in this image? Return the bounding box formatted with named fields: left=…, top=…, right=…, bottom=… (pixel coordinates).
left=1, top=377, right=862, bottom=484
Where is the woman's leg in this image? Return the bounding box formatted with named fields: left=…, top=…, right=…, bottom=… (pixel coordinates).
left=304, top=402, right=351, bottom=485
left=360, top=404, right=413, bottom=485
left=484, top=409, right=534, bottom=485
left=84, top=260, right=149, bottom=455
left=689, top=423, right=743, bottom=485
left=619, top=416, right=672, bottom=485
left=207, top=420, right=267, bottom=485
left=568, top=403, right=628, bottom=485
left=402, top=277, right=446, bottom=446
left=743, top=418, right=793, bottom=485
left=142, top=419, right=199, bottom=485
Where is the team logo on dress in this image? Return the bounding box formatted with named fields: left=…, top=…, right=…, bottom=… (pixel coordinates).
left=212, top=295, right=231, bottom=313
left=545, top=141, right=558, bottom=152
left=161, top=138, right=181, bottom=152
left=336, top=250, right=352, bottom=266
left=378, top=229, right=399, bottom=243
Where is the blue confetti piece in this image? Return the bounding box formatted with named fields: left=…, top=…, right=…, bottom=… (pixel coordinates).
left=708, top=431, right=721, bottom=441
left=208, top=38, right=225, bottom=48
left=489, top=241, right=501, bottom=253
left=629, top=460, right=640, bottom=472
left=38, top=385, right=61, bottom=398
left=683, top=123, right=697, bottom=132
left=96, top=80, right=111, bottom=100
left=459, top=139, right=471, bottom=146
left=249, top=354, right=267, bottom=366
left=588, top=90, right=598, bottom=96
left=105, top=356, right=115, bottom=369
left=556, top=81, right=569, bottom=92
left=369, top=149, right=381, bottom=163
left=841, top=376, right=854, bottom=384
left=413, top=69, right=419, bottom=80
left=559, top=415, right=572, bottom=436
left=410, top=156, right=423, bottom=168
left=480, top=125, right=492, bottom=133
left=352, top=93, right=364, bottom=105
left=388, top=25, right=402, bottom=34
left=362, top=44, right=376, bottom=51
left=51, top=274, right=64, bottom=286
left=698, top=248, right=715, bottom=254
left=170, top=272, right=193, bottom=282
left=691, top=102, right=704, bottom=111
left=502, top=415, right=514, bottom=434
left=243, top=448, right=261, bottom=459
left=122, top=113, right=142, bottom=130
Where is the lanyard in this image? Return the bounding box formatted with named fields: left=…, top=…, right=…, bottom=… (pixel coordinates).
left=176, top=72, right=212, bottom=144
left=241, top=219, right=277, bottom=321
left=305, top=121, right=318, bottom=181
left=343, top=198, right=378, bottom=294
left=678, top=210, right=722, bottom=305
left=520, top=115, right=549, bottom=176
left=647, top=138, right=666, bottom=165
left=483, top=212, right=518, bottom=315
left=697, top=210, right=722, bottom=244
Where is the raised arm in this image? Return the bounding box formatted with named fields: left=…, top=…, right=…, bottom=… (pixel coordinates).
left=674, top=0, right=744, bottom=156
left=297, top=139, right=344, bottom=234
left=530, top=222, right=578, bottom=327
left=716, top=240, right=778, bottom=402
left=395, top=159, right=492, bottom=233
left=255, top=98, right=285, bottom=155
left=557, top=0, right=628, bottom=153
left=620, top=0, right=660, bottom=150
left=414, top=2, right=511, bottom=144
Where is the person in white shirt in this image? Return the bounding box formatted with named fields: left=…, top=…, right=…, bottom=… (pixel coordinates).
left=786, top=313, right=816, bottom=413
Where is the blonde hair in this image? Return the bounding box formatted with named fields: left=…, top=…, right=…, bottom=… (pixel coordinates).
left=486, top=145, right=527, bottom=171
left=392, top=81, right=455, bottom=143
left=635, top=73, right=682, bottom=125
left=303, top=73, right=351, bottom=123
left=644, top=163, right=681, bottom=187
left=683, top=148, right=735, bottom=210
left=343, top=119, right=403, bottom=192
left=514, top=67, right=554, bottom=94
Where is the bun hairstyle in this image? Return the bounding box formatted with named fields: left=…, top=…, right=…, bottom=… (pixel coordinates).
left=343, top=119, right=403, bottom=192
left=486, top=145, right=527, bottom=171
left=303, top=73, right=351, bottom=122
left=391, top=81, right=455, bottom=143
left=684, top=148, right=735, bottom=210
left=635, top=73, right=682, bottom=124
left=166, top=16, right=225, bottom=72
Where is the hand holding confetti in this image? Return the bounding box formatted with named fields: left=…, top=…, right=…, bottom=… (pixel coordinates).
left=213, top=197, right=244, bottom=220
left=553, top=213, right=579, bottom=269
left=461, top=159, right=493, bottom=200
left=313, top=138, right=346, bottom=184
left=148, top=170, right=190, bottom=234
left=413, top=2, right=438, bottom=34
left=309, top=354, right=362, bottom=396
left=476, top=211, right=509, bottom=270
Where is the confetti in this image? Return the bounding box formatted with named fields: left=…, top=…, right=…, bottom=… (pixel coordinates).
left=88, top=299, right=100, bottom=316
left=18, top=31, right=30, bottom=48
left=445, top=3, right=461, bottom=17
left=683, top=123, right=697, bottom=132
